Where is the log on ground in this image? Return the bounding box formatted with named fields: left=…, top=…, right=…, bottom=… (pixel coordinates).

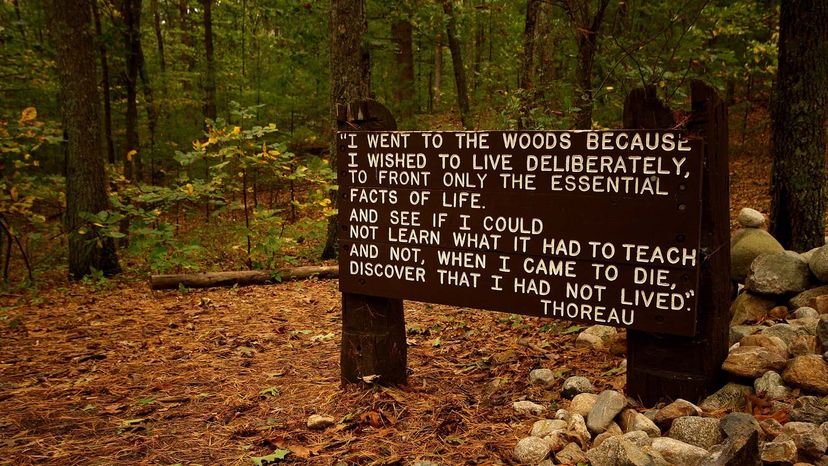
left=150, top=266, right=339, bottom=290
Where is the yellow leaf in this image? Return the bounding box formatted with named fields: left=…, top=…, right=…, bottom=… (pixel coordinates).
left=232, top=126, right=241, bottom=134
left=10, top=186, right=19, bottom=201
left=127, top=149, right=137, bottom=161
left=19, top=107, right=37, bottom=123
left=181, top=183, right=194, bottom=195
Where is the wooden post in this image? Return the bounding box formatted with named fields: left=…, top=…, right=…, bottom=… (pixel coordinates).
left=337, top=100, right=408, bottom=385
left=624, top=82, right=731, bottom=405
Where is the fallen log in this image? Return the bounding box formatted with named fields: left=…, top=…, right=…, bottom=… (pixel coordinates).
left=150, top=265, right=339, bottom=290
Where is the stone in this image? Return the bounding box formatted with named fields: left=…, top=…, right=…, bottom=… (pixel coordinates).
left=818, top=295, right=828, bottom=314
left=529, top=368, right=556, bottom=386
left=738, top=208, right=766, bottom=228
left=796, top=307, right=821, bottom=319
left=780, top=421, right=828, bottom=460
left=668, top=416, right=724, bottom=450
left=761, top=439, right=798, bottom=465
left=561, top=376, right=595, bottom=399
left=699, top=383, right=754, bottom=412
left=513, top=436, right=551, bottom=464
left=513, top=400, right=546, bottom=416
left=789, top=335, right=818, bottom=357
left=654, top=399, right=702, bottom=428
left=554, top=409, right=571, bottom=422
left=569, top=393, right=599, bottom=417
left=586, top=435, right=668, bottom=466
left=608, top=332, right=627, bottom=356
left=809, top=245, right=828, bottom=283
left=720, top=412, right=763, bottom=440
left=583, top=324, right=617, bottom=340
left=822, top=421, right=828, bottom=440
left=651, top=437, right=710, bottom=466
left=530, top=419, right=567, bottom=438
left=731, top=292, right=778, bottom=325
left=746, top=252, right=812, bottom=296
left=554, top=442, right=587, bottom=465
left=618, top=408, right=661, bottom=437
left=790, top=285, right=828, bottom=310
left=722, top=345, right=787, bottom=378
left=789, top=316, right=820, bottom=335
left=567, top=413, right=591, bottom=448
left=764, top=323, right=811, bottom=347
left=755, top=370, right=792, bottom=399
left=592, top=431, right=617, bottom=449
left=622, top=430, right=653, bottom=447
left=575, top=332, right=604, bottom=349
left=587, top=390, right=628, bottom=434
left=818, top=315, right=828, bottom=352
left=816, top=458, right=828, bottom=466
left=731, top=325, right=762, bottom=345
left=306, top=414, right=335, bottom=430
left=771, top=305, right=792, bottom=319
left=784, top=355, right=828, bottom=395
left=732, top=228, right=785, bottom=282
left=761, top=418, right=785, bottom=438
left=740, top=333, right=790, bottom=360
left=542, top=430, right=569, bottom=452
left=699, top=428, right=761, bottom=466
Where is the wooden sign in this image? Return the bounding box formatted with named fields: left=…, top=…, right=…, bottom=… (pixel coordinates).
left=336, top=130, right=703, bottom=336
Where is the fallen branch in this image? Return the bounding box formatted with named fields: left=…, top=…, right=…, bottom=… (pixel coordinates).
left=150, top=265, right=338, bottom=290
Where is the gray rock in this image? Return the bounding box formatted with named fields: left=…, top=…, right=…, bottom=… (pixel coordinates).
left=731, top=325, right=762, bottom=345
left=513, top=436, right=551, bottom=464
left=738, top=208, right=766, bottom=228
left=592, top=431, right=618, bottom=450
left=790, top=285, right=828, bottom=309
left=623, top=430, right=654, bottom=447
left=795, top=307, right=820, bottom=319
left=789, top=335, right=818, bottom=357
left=513, top=400, right=546, bottom=416
left=699, top=383, right=754, bottom=412
left=587, top=390, right=628, bottom=434
left=740, top=334, right=790, bottom=360
left=699, top=428, right=761, bottom=466
left=746, top=252, right=812, bottom=296
left=761, top=439, right=798, bottom=465
left=755, top=370, right=792, bottom=399
left=822, top=421, right=828, bottom=441
left=720, top=412, right=763, bottom=440
left=816, top=455, right=828, bottom=466
left=651, top=437, right=710, bottom=466
left=810, top=245, right=828, bottom=283
left=575, top=325, right=617, bottom=350
left=530, top=419, right=567, bottom=438
left=561, top=376, right=595, bottom=399
left=575, top=332, right=604, bottom=349
left=732, top=228, right=785, bottom=283
left=731, top=292, right=778, bottom=326
left=529, top=368, right=556, bottom=386
left=306, top=414, right=335, bottom=430
left=554, top=442, right=587, bottom=465
left=554, top=408, right=571, bottom=422
left=668, top=416, right=724, bottom=450
left=788, top=316, right=820, bottom=335
left=764, top=323, right=811, bottom=347
left=567, top=413, right=591, bottom=447
left=780, top=421, right=828, bottom=460
left=722, top=345, right=787, bottom=378
left=569, top=392, right=599, bottom=417
left=587, top=435, right=668, bottom=466
left=761, top=418, right=785, bottom=438
left=783, top=355, right=828, bottom=395
left=654, top=399, right=702, bottom=428
left=818, top=315, right=828, bottom=353
left=618, top=408, right=661, bottom=437
left=542, top=430, right=569, bottom=452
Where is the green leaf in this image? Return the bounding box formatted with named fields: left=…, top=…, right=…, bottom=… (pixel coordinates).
left=259, top=386, right=280, bottom=397
left=251, top=449, right=291, bottom=465
left=561, top=325, right=584, bottom=335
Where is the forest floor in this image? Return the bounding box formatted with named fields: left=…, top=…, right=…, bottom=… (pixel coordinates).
left=0, top=137, right=793, bottom=466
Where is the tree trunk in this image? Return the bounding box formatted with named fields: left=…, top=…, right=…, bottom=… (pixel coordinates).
left=442, top=0, right=471, bottom=129
left=150, top=266, right=339, bottom=290
left=92, top=0, right=116, bottom=165
left=48, top=0, right=121, bottom=280
left=12, top=0, right=26, bottom=40
left=563, top=0, right=610, bottom=130
left=201, top=0, right=218, bottom=122
left=321, top=0, right=371, bottom=260
left=519, top=0, right=540, bottom=129
left=151, top=0, right=166, bottom=72
left=138, top=39, right=159, bottom=184
left=535, top=0, right=555, bottom=95
left=123, top=0, right=142, bottom=181
left=391, top=9, right=415, bottom=117
left=432, top=34, right=443, bottom=111
left=769, top=0, right=828, bottom=251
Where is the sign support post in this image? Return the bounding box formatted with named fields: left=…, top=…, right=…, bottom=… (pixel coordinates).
left=337, top=101, right=407, bottom=385
left=624, top=81, right=731, bottom=404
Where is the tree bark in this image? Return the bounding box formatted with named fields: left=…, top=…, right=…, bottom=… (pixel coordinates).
left=201, top=0, right=218, bottom=122
left=151, top=0, right=166, bottom=72
left=150, top=266, right=339, bottom=290
left=432, top=34, right=443, bottom=111
left=48, top=0, right=121, bottom=280
left=391, top=7, right=415, bottom=117
left=562, top=0, right=610, bottom=130
left=518, top=0, right=540, bottom=129
left=769, top=0, right=828, bottom=251
left=91, top=0, right=116, bottom=165
left=321, top=0, right=371, bottom=260
left=535, top=0, right=555, bottom=94
left=123, top=0, right=142, bottom=181
left=442, top=0, right=471, bottom=129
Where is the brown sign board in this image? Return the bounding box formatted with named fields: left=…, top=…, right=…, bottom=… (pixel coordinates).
left=336, top=130, right=703, bottom=336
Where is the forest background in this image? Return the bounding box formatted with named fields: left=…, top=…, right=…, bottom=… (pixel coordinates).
left=0, top=0, right=793, bottom=287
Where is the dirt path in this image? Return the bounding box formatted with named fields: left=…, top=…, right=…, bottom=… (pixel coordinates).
left=0, top=279, right=623, bottom=465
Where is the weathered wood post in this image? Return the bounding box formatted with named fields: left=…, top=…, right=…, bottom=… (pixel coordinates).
left=337, top=100, right=408, bottom=385
left=624, top=81, right=731, bottom=404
